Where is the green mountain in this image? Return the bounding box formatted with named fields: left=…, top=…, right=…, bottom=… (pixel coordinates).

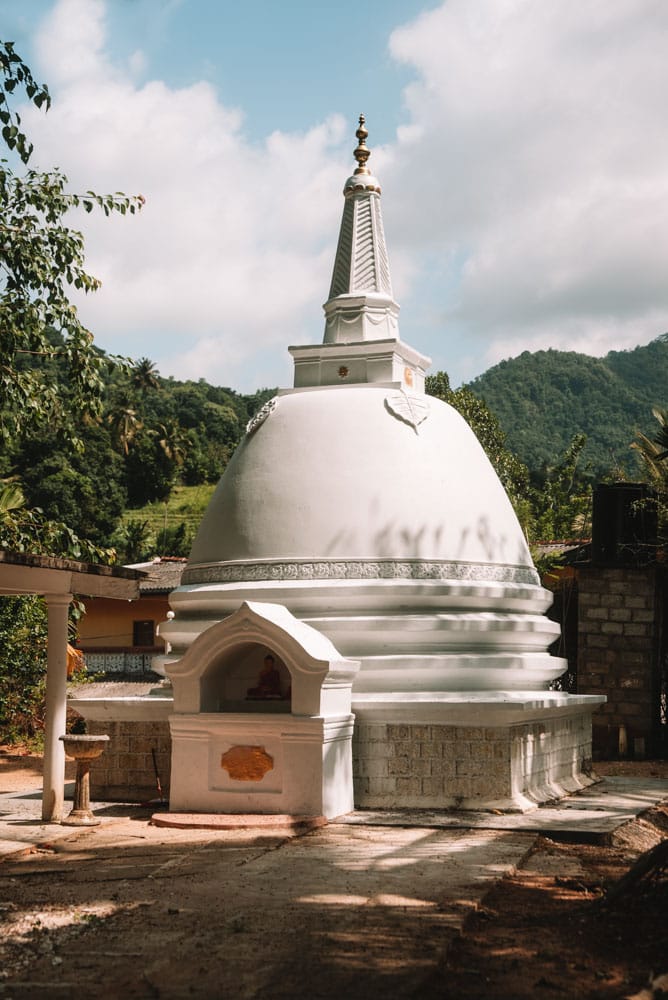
left=466, top=334, right=668, bottom=476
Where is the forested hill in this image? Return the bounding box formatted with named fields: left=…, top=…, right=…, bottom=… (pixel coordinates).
left=466, top=334, right=668, bottom=476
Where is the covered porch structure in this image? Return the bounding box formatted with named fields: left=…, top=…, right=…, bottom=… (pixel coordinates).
left=0, top=550, right=144, bottom=821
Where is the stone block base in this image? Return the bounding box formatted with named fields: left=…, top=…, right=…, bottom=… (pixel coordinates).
left=352, top=693, right=604, bottom=812
left=72, top=691, right=605, bottom=814
left=86, top=719, right=172, bottom=803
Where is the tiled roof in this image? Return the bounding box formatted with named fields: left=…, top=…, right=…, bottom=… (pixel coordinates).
left=534, top=540, right=591, bottom=561
left=124, top=557, right=187, bottom=594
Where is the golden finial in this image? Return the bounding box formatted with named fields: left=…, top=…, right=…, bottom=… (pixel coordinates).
left=353, top=114, right=371, bottom=175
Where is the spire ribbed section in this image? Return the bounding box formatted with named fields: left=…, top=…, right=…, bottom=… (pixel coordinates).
left=328, top=194, right=393, bottom=299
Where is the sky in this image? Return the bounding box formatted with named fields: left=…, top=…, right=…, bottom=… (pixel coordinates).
left=2, top=0, right=668, bottom=392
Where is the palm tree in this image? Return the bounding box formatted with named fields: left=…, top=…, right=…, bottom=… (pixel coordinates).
left=631, top=408, right=668, bottom=486
left=108, top=404, right=143, bottom=455
left=631, top=408, right=668, bottom=545
left=0, top=481, right=28, bottom=550
left=121, top=519, right=154, bottom=563
left=650, top=406, right=668, bottom=461
left=156, top=420, right=188, bottom=468
left=130, top=358, right=160, bottom=397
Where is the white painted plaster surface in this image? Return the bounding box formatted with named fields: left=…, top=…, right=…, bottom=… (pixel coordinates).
left=188, top=387, right=531, bottom=569
left=169, top=714, right=355, bottom=818
left=165, top=387, right=567, bottom=694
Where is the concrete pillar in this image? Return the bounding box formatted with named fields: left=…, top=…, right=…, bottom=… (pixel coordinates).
left=42, top=593, right=72, bottom=822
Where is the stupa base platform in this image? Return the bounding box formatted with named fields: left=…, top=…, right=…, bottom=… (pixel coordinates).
left=352, top=692, right=605, bottom=813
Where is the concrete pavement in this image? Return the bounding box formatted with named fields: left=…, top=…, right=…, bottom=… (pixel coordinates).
left=0, top=775, right=667, bottom=998
left=1, top=774, right=668, bottom=858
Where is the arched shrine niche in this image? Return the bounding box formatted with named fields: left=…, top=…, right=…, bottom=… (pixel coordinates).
left=199, top=642, right=292, bottom=713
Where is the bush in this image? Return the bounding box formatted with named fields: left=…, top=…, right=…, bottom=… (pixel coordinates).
left=0, top=596, right=48, bottom=744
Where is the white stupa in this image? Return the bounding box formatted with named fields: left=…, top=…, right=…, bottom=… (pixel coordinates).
left=161, top=117, right=603, bottom=815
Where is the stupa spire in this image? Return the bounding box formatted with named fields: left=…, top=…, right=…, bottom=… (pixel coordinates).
left=289, top=114, right=430, bottom=392
left=323, top=115, right=399, bottom=344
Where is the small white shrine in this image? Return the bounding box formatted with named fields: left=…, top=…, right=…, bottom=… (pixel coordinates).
left=155, top=116, right=604, bottom=816
left=167, top=601, right=358, bottom=818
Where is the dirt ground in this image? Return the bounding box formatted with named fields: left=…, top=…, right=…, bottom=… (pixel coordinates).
left=442, top=775, right=668, bottom=1000
left=0, top=748, right=667, bottom=1000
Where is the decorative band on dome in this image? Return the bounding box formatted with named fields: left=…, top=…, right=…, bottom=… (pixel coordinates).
left=181, top=558, right=540, bottom=587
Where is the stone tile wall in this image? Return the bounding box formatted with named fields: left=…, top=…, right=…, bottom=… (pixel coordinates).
left=577, top=566, right=659, bottom=755
left=352, top=717, right=593, bottom=810
left=353, top=723, right=510, bottom=806
left=84, top=713, right=595, bottom=810
left=86, top=720, right=171, bottom=803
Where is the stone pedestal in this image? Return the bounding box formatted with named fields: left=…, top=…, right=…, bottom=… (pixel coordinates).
left=59, top=734, right=110, bottom=826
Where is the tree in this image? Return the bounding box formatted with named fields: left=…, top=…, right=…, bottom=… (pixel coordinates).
left=529, top=433, right=592, bottom=544
left=19, top=425, right=127, bottom=545
left=632, top=407, right=668, bottom=470
left=0, top=480, right=25, bottom=519
left=107, top=401, right=143, bottom=456
left=631, top=407, right=668, bottom=543
left=155, top=420, right=188, bottom=468
left=0, top=41, right=143, bottom=450
left=113, top=518, right=155, bottom=564
left=159, top=520, right=192, bottom=558
left=426, top=371, right=531, bottom=519
left=124, top=433, right=175, bottom=507
left=0, top=476, right=114, bottom=561
left=0, top=595, right=47, bottom=742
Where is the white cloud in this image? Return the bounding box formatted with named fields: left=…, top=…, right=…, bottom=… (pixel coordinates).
left=19, top=0, right=668, bottom=390
left=23, top=0, right=350, bottom=389
left=34, top=0, right=109, bottom=86
left=385, top=0, right=668, bottom=380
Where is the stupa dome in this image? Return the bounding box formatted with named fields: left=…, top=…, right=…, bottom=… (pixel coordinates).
left=164, top=115, right=565, bottom=696
left=189, top=386, right=534, bottom=573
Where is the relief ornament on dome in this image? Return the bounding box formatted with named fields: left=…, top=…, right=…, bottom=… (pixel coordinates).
left=385, top=391, right=430, bottom=434
left=246, top=396, right=278, bottom=436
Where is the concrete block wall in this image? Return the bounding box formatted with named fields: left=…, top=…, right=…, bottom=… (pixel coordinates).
left=577, top=566, right=658, bottom=755
left=86, top=720, right=171, bottom=803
